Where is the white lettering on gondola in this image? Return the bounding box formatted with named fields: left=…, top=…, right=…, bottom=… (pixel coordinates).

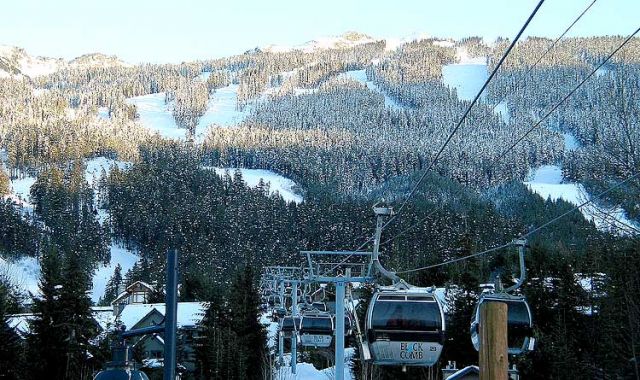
left=399, top=342, right=424, bottom=360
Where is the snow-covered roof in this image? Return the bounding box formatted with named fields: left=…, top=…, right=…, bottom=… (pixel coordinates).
left=6, top=313, right=35, bottom=336
left=446, top=365, right=479, bottom=379
left=7, top=307, right=116, bottom=336
left=118, top=302, right=208, bottom=331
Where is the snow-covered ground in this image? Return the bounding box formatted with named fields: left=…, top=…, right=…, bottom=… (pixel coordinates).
left=442, top=63, right=488, bottom=102
left=3, top=157, right=139, bottom=302
left=0, top=255, right=40, bottom=295
left=208, top=167, right=303, bottom=204
left=494, top=100, right=510, bottom=124
left=125, top=93, right=184, bottom=140
left=273, top=348, right=355, bottom=380
left=7, top=175, right=36, bottom=212
left=338, top=70, right=403, bottom=111
left=97, top=107, right=110, bottom=120
left=91, top=245, right=139, bottom=303
left=84, top=157, right=139, bottom=302
left=441, top=47, right=488, bottom=102
left=85, top=156, right=130, bottom=188
left=524, top=165, right=639, bottom=234
left=194, top=84, right=251, bottom=141
left=127, top=84, right=250, bottom=142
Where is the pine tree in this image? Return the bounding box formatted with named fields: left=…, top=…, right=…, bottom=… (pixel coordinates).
left=58, top=251, right=98, bottom=379
left=100, top=264, right=123, bottom=306
left=228, top=265, right=268, bottom=380
left=27, top=248, right=67, bottom=380
left=0, top=274, right=25, bottom=380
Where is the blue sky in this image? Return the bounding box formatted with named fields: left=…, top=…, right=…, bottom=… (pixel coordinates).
left=1, top=0, right=637, bottom=63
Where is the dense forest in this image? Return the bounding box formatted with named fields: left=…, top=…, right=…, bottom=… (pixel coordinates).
left=0, top=33, right=639, bottom=379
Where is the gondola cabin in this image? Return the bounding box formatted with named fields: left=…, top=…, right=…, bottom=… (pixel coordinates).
left=470, top=294, right=534, bottom=355
left=299, top=312, right=334, bottom=348
left=365, top=289, right=445, bottom=367
left=311, top=302, right=328, bottom=312
left=280, top=316, right=302, bottom=337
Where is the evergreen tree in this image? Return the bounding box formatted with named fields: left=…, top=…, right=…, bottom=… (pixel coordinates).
left=27, top=248, right=67, bottom=380
left=0, top=274, right=25, bottom=380
left=228, top=265, right=268, bottom=380
left=100, top=264, right=123, bottom=306
left=58, top=251, right=98, bottom=379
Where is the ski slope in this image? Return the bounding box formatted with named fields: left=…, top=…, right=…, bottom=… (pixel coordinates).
left=441, top=47, right=488, bottom=102
left=442, top=63, right=488, bottom=102
left=125, top=93, right=185, bottom=140
left=127, top=84, right=251, bottom=142
left=84, top=157, right=139, bottom=302
left=338, top=70, right=403, bottom=111
left=194, top=84, right=251, bottom=141
left=524, top=165, right=638, bottom=234
left=91, top=245, right=139, bottom=302
left=208, top=167, right=303, bottom=204
left=3, top=157, right=139, bottom=302
left=0, top=255, right=40, bottom=295
left=7, top=175, right=36, bottom=212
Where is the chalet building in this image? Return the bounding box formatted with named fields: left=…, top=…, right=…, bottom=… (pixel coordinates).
left=111, top=281, right=156, bottom=316
left=8, top=280, right=208, bottom=373
left=117, top=301, right=207, bottom=371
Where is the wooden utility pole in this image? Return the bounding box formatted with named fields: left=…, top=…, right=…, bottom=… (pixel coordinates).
left=479, top=301, right=508, bottom=380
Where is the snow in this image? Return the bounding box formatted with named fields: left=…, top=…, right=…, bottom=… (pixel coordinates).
left=127, top=85, right=250, bottom=142
left=194, top=84, right=251, bottom=141
left=384, top=33, right=432, bottom=52
left=273, top=348, right=355, bottom=380
left=6, top=173, right=36, bottom=213
left=442, top=63, right=488, bottom=102
left=208, top=167, right=303, bottom=204
left=197, top=71, right=212, bottom=81
left=264, top=32, right=377, bottom=54
left=91, top=245, right=139, bottom=303
left=97, top=107, right=110, bottom=120
left=455, top=47, right=487, bottom=65
left=494, top=100, right=510, bottom=124
left=338, top=70, right=403, bottom=111
left=524, top=165, right=639, bottom=234
left=125, top=93, right=184, bottom=140
left=261, top=312, right=280, bottom=349
left=118, top=302, right=207, bottom=330
left=563, top=132, right=580, bottom=151
left=85, top=157, right=130, bottom=188
left=0, top=255, right=41, bottom=295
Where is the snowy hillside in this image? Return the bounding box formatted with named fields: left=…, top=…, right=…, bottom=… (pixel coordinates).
left=524, top=165, right=638, bottom=234
left=263, top=31, right=379, bottom=53
left=208, top=168, right=303, bottom=204
left=338, top=70, right=403, bottom=110
left=0, top=45, right=128, bottom=78
left=125, top=93, right=184, bottom=140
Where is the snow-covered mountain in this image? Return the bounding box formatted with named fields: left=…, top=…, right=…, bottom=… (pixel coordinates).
left=0, top=45, right=64, bottom=78
left=262, top=31, right=380, bottom=53
left=0, top=45, right=129, bottom=78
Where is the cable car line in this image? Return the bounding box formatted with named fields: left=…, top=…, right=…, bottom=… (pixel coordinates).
left=473, top=0, right=599, bottom=130
left=381, top=0, right=546, bottom=231
left=494, top=24, right=640, bottom=163
left=396, top=170, right=640, bottom=274
left=381, top=22, right=640, bottom=251
left=339, top=0, right=546, bottom=265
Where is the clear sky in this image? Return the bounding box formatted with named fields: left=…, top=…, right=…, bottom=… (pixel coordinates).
left=1, top=0, right=638, bottom=63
